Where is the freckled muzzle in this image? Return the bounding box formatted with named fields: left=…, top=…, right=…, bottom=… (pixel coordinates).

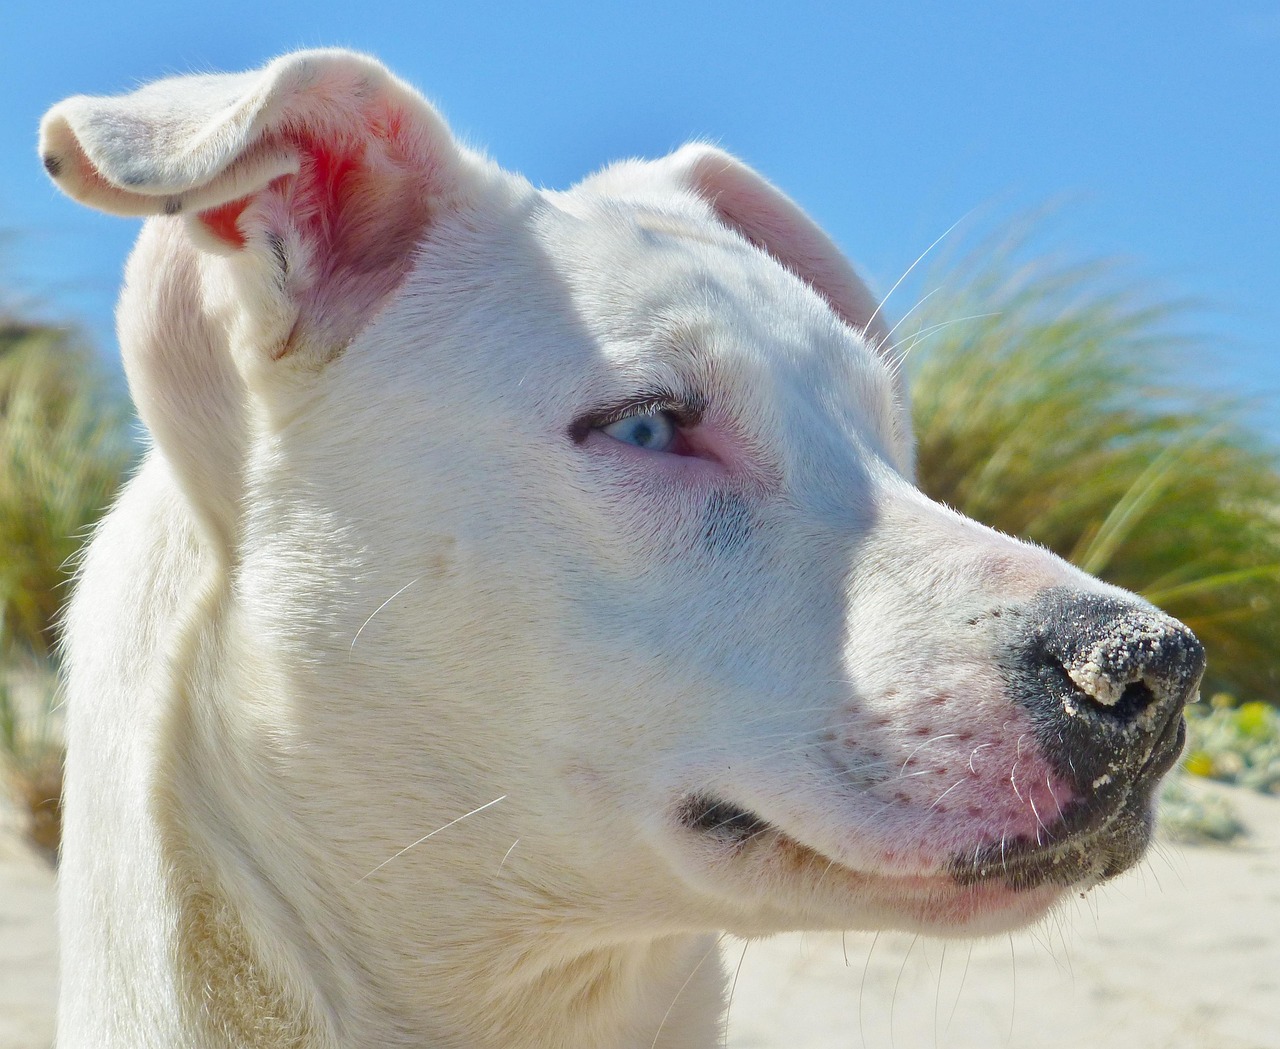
left=956, top=588, right=1206, bottom=889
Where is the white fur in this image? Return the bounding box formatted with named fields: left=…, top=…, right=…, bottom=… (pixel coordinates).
left=43, top=50, right=1179, bottom=1048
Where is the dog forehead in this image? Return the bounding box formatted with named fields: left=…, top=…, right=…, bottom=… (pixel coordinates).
left=519, top=192, right=903, bottom=479
left=530, top=189, right=890, bottom=390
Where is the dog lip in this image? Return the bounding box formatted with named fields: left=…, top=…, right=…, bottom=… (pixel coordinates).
left=676, top=791, right=1073, bottom=933
left=679, top=779, right=1156, bottom=899
left=677, top=793, right=771, bottom=844
left=949, top=823, right=1148, bottom=890
left=948, top=713, right=1182, bottom=894
left=950, top=774, right=1161, bottom=891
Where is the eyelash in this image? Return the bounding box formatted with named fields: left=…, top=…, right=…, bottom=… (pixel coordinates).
left=569, top=392, right=705, bottom=444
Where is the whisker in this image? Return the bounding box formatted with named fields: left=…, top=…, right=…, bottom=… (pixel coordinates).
left=882, top=286, right=942, bottom=344
left=650, top=935, right=725, bottom=1049
left=889, top=932, right=921, bottom=1048
left=866, top=210, right=976, bottom=334
left=858, top=930, right=881, bottom=1049
left=349, top=577, right=420, bottom=654
left=1046, top=773, right=1067, bottom=825
left=358, top=794, right=507, bottom=883
left=900, top=732, right=962, bottom=775
left=1027, top=792, right=1049, bottom=843
left=722, top=940, right=751, bottom=1049
left=933, top=940, right=947, bottom=1049
left=1005, top=932, right=1018, bottom=1048
left=888, top=311, right=1004, bottom=372
left=928, top=779, right=965, bottom=812
left=945, top=939, right=974, bottom=1035
left=498, top=837, right=521, bottom=871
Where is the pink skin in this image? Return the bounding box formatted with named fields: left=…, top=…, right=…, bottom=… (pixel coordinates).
left=833, top=707, right=1081, bottom=854
left=718, top=721, right=1079, bottom=881
left=582, top=413, right=741, bottom=482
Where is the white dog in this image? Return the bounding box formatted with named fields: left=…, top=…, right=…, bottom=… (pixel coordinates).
left=41, top=51, right=1204, bottom=1049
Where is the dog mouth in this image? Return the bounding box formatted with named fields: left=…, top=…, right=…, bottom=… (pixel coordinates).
left=948, top=808, right=1153, bottom=890
left=676, top=760, right=1167, bottom=897
left=949, top=720, right=1182, bottom=891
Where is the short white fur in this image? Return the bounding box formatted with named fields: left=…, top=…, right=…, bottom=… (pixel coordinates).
left=43, top=50, right=1169, bottom=1049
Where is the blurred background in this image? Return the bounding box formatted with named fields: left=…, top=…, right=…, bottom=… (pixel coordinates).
left=1, top=3, right=1277, bottom=1047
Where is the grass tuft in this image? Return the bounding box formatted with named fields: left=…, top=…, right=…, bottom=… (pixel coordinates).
left=0, top=318, right=133, bottom=856
left=905, top=240, right=1280, bottom=703
left=0, top=320, right=133, bottom=661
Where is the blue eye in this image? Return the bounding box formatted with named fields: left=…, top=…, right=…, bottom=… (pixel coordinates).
left=601, top=411, right=677, bottom=452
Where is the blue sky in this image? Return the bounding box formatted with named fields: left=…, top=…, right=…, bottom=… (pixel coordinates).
left=4, top=2, right=1277, bottom=433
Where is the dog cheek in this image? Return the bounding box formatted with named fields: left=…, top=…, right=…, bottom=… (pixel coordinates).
left=700, top=491, right=753, bottom=556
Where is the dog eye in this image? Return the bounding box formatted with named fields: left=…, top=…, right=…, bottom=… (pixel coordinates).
left=600, top=411, right=678, bottom=452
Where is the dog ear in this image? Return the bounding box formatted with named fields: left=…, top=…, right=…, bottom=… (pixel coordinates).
left=39, top=51, right=481, bottom=553
left=661, top=145, right=892, bottom=355
left=40, top=49, right=477, bottom=367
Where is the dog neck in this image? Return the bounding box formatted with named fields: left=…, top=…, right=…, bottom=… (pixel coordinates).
left=152, top=565, right=726, bottom=1049
left=163, top=786, right=727, bottom=1049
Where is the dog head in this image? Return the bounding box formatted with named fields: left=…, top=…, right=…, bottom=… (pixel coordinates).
left=43, top=51, right=1203, bottom=948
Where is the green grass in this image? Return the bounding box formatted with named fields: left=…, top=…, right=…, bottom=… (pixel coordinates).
left=1181, top=696, right=1280, bottom=794
left=0, top=320, right=134, bottom=662
left=0, top=318, right=132, bottom=856
left=901, top=236, right=1280, bottom=843
left=905, top=244, right=1280, bottom=704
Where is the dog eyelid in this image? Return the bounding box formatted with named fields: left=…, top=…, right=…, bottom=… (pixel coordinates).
left=568, top=390, right=706, bottom=444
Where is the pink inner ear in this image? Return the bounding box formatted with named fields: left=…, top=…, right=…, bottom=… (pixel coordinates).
left=198, top=197, right=252, bottom=248
left=296, top=139, right=363, bottom=244
left=195, top=137, right=366, bottom=251
left=190, top=120, right=435, bottom=357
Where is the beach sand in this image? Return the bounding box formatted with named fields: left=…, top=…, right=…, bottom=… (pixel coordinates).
left=0, top=796, right=57, bottom=1049
left=3, top=779, right=1276, bottom=1049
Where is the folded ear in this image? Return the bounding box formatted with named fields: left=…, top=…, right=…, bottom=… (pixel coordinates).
left=40, top=51, right=483, bottom=553
left=40, top=49, right=478, bottom=366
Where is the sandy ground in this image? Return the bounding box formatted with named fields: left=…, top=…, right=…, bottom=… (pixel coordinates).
left=0, top=798, right=57, bottom=1049
left=2, top=780, right=1277, bottom=1049
left=725, top=781, right=1280, bottom=1049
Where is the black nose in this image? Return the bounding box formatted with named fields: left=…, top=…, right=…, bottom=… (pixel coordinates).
left=1000, top=588, right=1206, bottom=792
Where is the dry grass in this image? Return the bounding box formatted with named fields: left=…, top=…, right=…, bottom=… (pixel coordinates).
left=0, top=319, right=132, bottom=856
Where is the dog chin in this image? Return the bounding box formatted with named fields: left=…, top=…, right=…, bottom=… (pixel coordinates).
left=669, top=793, right=1133, bottom=936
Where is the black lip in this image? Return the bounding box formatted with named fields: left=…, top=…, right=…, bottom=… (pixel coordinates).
left=948, top=735, right=1179, bottom=891
left=684, top=731, right=1178, bottom=893
left=677, top=794, right=770, bottom=844
left=950, top=801, right=1156, bottom=890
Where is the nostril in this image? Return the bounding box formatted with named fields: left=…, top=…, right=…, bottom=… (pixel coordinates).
left=1061, top=671, right=1158, bottom=722
left=1056, top=609, right=1205, bottom=723
left=1114, top=679, right=1156, bottom=720
left=1065, top=658, right=1142, bottom=709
